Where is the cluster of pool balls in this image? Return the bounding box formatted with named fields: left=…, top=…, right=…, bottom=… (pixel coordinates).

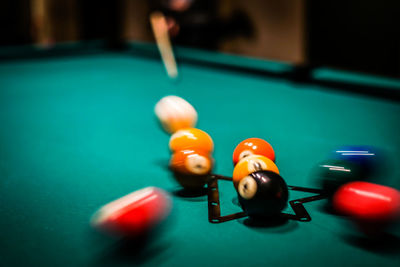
left=157, top=95, right=290, bottom=218
left=232, top=138, right=289, bottom=218
left=89, top=95, right=400, bottom=238
left=169, top=129, right=290, bottom=219
left=158, top=95, right=400, bottom=234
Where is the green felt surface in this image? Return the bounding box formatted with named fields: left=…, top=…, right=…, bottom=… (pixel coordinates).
left=0, top=45, right=400, bottom=266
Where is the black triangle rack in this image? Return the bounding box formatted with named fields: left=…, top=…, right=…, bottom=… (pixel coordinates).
left=207, top=174, right=327, bottom=224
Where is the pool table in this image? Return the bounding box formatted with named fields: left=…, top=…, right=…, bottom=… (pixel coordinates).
left=0, top=42, right=400, bottom=266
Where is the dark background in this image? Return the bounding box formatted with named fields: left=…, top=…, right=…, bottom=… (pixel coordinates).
left=1, top=0, right=399, bottom=77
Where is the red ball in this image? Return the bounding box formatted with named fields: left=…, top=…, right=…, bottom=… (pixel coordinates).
left=91, top=187, right=172, bottom=237
left=333, top=181, right=400, bottom=235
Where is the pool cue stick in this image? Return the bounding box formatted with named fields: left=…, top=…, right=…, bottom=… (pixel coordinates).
left=150, top=11, right=178, bottom=79
left=31, top=0, right=51, bottom=47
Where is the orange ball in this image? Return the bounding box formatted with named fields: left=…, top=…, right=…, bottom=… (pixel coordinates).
left=170, top=149, right=213, bottom=175
left=232, top=155, right=279, bottom=189
left=169, top=128, right=214, bottom=153
left=170, top=149, right=213, bottom=189
left=232, top=138, right=275, bottom=165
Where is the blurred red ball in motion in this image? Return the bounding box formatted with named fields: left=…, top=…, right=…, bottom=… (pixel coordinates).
left=91, top=187, right=172, bottom=237
left=333, top=181, right=400, bottom=235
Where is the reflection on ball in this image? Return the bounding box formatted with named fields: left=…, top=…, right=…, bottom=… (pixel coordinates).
left=233, top=138, right=275, bottom=165
left=169, top=128, right=214, bottom=153
left=332, top=146, right=378, bottom=179
left=315, top=159, right=363, bottom=197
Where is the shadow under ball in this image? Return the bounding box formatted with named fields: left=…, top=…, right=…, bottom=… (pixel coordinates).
left=172, top=171, right=209, bottom=190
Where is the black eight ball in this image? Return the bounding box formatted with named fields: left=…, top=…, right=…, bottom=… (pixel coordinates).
left=238, top=170, right=289, bottom=218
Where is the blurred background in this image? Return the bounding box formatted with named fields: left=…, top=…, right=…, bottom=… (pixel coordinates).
left=1, top=0, right=399, bottom=77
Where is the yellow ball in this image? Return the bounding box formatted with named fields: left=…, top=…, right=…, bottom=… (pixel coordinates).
left=169, top=128, right=214, bottom=153
left=232, top=155, right=279, bottom=190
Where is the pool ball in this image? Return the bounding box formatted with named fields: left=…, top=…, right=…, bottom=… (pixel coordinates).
left=155, top=95, right=198, bottom=134
left=169, top=149, right=213, bottom=189
left=169, top=128, right=214, bottom=153
left=238, top=171, right=289, bottom=218
left=91, top=187, right=172, bottom=237
left=315, top=159, right=363, bottom=197
left=233, top=137, right=275, bottom=165
left=232, top=155, right=279, bottom=190
left=333, top=181, right=400, bottom=236
left=332, top=146, right=378, bottom=178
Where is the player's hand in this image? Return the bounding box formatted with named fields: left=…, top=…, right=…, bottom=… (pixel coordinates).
left=166, top=17, right=180, bottom=37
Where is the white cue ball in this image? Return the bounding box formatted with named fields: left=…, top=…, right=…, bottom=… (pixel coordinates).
left=154, top=95, right=198, bottom=134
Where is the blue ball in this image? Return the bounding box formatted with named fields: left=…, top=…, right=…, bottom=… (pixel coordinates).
left=331, top=146, right=378, bottom=178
